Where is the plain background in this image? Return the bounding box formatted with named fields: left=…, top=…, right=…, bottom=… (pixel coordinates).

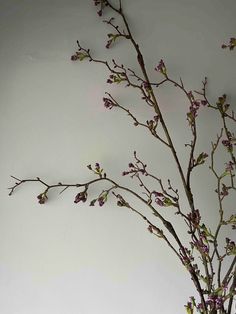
left=0, top=0, right=235, bottom=313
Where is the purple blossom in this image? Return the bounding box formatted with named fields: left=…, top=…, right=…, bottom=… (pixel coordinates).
left=93, top=0, right=108, bottom=17
left=142, top=81, right=151, bottom=91
left=199, top=242, right=209, bottom=254
left=71, top=54, right=78, bottom=61
left=103, top=97, right=115, bottom=109
left=155, top=198, right=164, bottom=206
left=74, top=191, right=87, bottom=203
left=222, top=140, right=230, bottom=146
left=153, top=115, right=159, bottom=122
left=197, top=303, right=203, bottom=310
left=106, top=39, right=112, bottom=49
left=191, top=235, right=209, bottom=254
left=187, top=98, right=202, bottom=125
left=222, top=139, right=233, bottom=151
left=186, top=92, right=209, bottom=126
left=193, top=100, right=200, bottom=108
left=107, top=74, right=114, bottom=84
left=190, top=101, right=200, bottom=116
left=190, top=239, right=209, bottom=254
left=222, top=37, right=236, bottom=50
left=97, top=191, right=108, bottom=207
left=155, top=59, right=167, bottom=75
left=37, top=193, right=48, bottom=204
left=98, top=197, right=105, bottom=206
left=70, top=51, right=89, bottom=62
left=187, top=209, right=201, bottom=226
left=225, top=161, right=235, bottom=172
left=206, top=295, right=224, bottom=310
left=221, top=183, right=229, bottom=197
left=122, top=171, right=129, bottom=176
left=215, top=297, right=223, bottom=309
left=94, top=162, right=103, bottom=177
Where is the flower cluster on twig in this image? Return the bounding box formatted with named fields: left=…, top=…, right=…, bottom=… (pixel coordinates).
left=9, top=1, right=236, bottom=313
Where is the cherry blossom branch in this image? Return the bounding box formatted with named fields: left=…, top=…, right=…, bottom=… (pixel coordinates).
left=9, top=1, right=236, bottom=312
left=9, top=164, right=209, bottom=310
left=94, top=1, right=198, bottom=220
left=9, top=170, right=183, bottom=248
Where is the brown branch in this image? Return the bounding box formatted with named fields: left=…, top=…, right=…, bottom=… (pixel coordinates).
left=108, top=2, right=197, bottom=218
left=9, top=171, right=206, bottom=305
left=112, top=192, right=181, bottom=261
left=8, top=174, right=183, bottom=248
left=223, top=256, right=236, bottom=286
left=105, top=93, right=169, bottom=146
left=227, top=265, right=236, bottom=314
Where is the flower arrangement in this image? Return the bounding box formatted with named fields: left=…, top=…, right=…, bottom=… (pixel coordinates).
left=9, top=1, right=235, bottom=313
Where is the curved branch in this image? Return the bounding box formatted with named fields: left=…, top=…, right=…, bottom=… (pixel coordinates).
left=9, top=170, right=206, bottom=310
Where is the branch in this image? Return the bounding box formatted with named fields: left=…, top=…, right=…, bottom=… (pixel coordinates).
left=227, top=265, right=236, bottom=314
left=8, top=170, right=184, bottom=249
left=104, top=93, right=169, bottom=147
left=9, top=166, right=206, bottom=304
left=112, top=192, right=181, bottom=261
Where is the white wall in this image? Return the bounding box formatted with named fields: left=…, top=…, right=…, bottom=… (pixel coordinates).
left=0, top=1, right=235, bottom=313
